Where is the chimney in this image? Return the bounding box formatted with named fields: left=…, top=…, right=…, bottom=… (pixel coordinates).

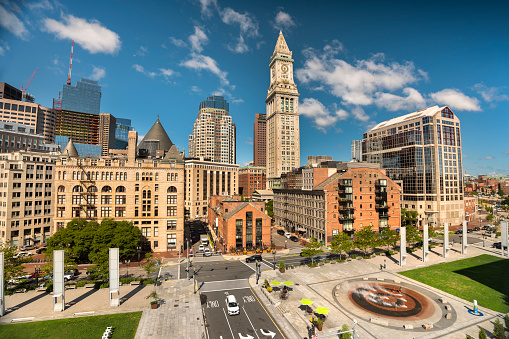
left=128, top=130, right=138, bottom=165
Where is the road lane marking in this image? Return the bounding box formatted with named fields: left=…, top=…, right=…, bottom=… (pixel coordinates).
left=260, top=329, right=276, bottom=338
left=250, top=288, right=286, bottom=339
left=203, top=286, right=252, bottom=293
left=222, top=307, right=236, bottom=339
left=241, top=260, right=257, bottom=272
left=242, top=306, right=260, bottom=339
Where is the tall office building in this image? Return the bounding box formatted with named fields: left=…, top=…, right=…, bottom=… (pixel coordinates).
left=55, top=78, right=101, bottom=114
left=188, top=96, right=236, bottom=164
left=99, top=113, right=116, bottom=156
left=362, top=105, right=464, bottom=227
left=265, top=32, right=300, bottom=189
left=351, top=140, right=362, bottom=162
left=115, top=118, right=134, bottom=149
left=253, top=113, right=266, bottom=167
left=0, top=82, right=23, bottom=101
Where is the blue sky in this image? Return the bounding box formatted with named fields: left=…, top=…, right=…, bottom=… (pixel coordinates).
left=1, top=0, right=508, bottom=176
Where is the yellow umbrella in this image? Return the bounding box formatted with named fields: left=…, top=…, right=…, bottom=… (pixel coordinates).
left=283, top=281, right=294, bottom=286
left=315, top=307, right=330, bottom=315
left=270, top=280, right=281, bottom=285
left=300, top=299, right=313, bottom=305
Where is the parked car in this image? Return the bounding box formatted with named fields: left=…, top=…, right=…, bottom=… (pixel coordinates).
left=277, top=229, right=285, bottom=236
left=284, top=232, right=291, bottom=239
left=246, top=254, right=262, bottom=263
left=21, top=245, right=36, bottom=251
left=14, top=252, right=30, bottom=259
left=198, top=244, right=205, bottom=252
left=36, top=247, right=47, bottom=254
left=481, top=225, right=490, bottom=230
left=473, top=227, right=480, bottom=231
left=203, top=248, right=212, bottom=257
left=226, top=295, right=240, bottom=316
left=290, top=236, right=299, bottom=242
left=467, top=229, right=473, bottom=233
left=64, top=271, right=75, bottom=281
left=455, top=230, right=463, bottom=234
left=492, top=242, right=502, bottom=249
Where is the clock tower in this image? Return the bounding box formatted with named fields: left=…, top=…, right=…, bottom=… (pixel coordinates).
left=265, top=31, right=300, bottom=189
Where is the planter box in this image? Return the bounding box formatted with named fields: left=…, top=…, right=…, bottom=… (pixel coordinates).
left=151, top=302, right=158, bottom=309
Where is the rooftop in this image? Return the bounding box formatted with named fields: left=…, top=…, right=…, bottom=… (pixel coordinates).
left=368, top=105, right=446, bottom=132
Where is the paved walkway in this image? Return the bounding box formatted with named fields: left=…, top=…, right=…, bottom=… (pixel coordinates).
left=249, top=243, right=509, bottom=339
left=134, top=279, right=205, bottom=339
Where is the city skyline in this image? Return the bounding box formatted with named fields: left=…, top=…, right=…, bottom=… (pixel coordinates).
left=1, top=0, right=508, bottom=175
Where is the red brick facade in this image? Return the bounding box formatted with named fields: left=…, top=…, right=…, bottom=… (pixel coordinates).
left=207, top=196, right=271, bottom=253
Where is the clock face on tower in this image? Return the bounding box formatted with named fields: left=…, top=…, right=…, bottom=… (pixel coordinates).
left=281, top=65, right=289, bottom=73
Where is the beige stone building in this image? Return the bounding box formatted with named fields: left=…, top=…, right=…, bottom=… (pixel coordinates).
left=54, top=120, right=185, bottom=253
left=265, top=32, right=300, bottom=189
left=185, top=157, right=238, bottom=219
left=0, top=151, right=57, bottom=247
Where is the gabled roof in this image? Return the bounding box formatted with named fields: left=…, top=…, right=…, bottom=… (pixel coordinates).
left=272, top=31, right=291, bottom=57
left=61, top=138, right=79, bottom=157
left=138, top=117, right=173, bottom=151
left=223, top=202, right=250, bottom=220
left=314, top=172, right=343, bottom=190
left=221, top=197, right=239, bottom=202
left=163, top=144, right=183, bottom=162
left=369, top=105, right=448, bottom=132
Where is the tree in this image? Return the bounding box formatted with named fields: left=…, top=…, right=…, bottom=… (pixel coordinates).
left=300, top=237, right=323, bottom=265
left=478, top=327, right=487, bottom=339
left=330, top=232, right=353, bottom=259
left=354, top=225, right=379, bottom=256
left=493, top=317, right=504, bottom=339
left=497, top=189, right=504, bottom=196
left=142, top=253, right=157, bottom=278
left=265, top=200, right=274, bottom=218
left=504, top=314, right=509, bottom=330
left=405, top=225, right=422, bottom=248
left=401, top=208, right=418, bottom=226
left=486, top=214, right=494, bottom=222
left=1, top=243, right=25, bottom=284
left=340, top=324, right=352, bottom=339
left=379, top=227, right=398, bottom=251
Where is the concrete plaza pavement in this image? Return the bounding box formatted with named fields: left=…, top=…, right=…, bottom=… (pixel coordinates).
left=249, top=242, right=509, bottom=339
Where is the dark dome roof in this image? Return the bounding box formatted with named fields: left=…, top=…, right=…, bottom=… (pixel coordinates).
left=138, top=117, right=173, bottom=153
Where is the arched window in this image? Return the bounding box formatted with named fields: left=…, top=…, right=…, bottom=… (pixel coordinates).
left=124, top=172, right=127, bottom=180
left=136, top=172, right=139, bottom=181
left=116, top=186, right=126, bottom=193
left=88, top=185, right=98, bottom=193
left=72, top=185, right=83, bottom=192
left=58, top=185, right=65, bottom=193
left=167, top=186, right=177, bottom=193
left=102, top=185, right=112, bottom=193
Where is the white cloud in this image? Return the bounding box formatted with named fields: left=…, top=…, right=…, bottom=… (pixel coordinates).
left=429, top=89, right=481, bottom=111
left=43, top=14, right=121, bottom=54
left=220, top=8, right=259, bottom=37
left=232, top=98, right=244, bottom=103
left=485, top=156, right=495, bottom=160
left=0, top=40, right=9, bottom=56
left=132, top=64, right=156, bottom=78
left=274, top=11, right=295, bottom=30
left=27, top=0, right=53, bottom=11
left=0, top=5, right=29, bottom=40
left=190, top=86, right=202, bottom=93
left=180, top=53, right=229, bottom=85
left=198, top=0, right=217, bottom=17
left=472, top=83, right=509, bottom=102
left=169, top=37, right=187, bottom=48
left=133, top=46, right=148, bottom=57
left=296, top=47, right=424, bottom=107
left=89, top=66, right=106, bottom=81
left=227, top=35, right=249, bottom=53
left=374, top=87, right=426, bottom=111
left=189, top=26, right=208, bottom=53
left=299, top=98, right=349, bottom=132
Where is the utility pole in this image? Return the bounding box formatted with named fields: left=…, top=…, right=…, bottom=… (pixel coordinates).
left=186, top=239, right=189, bottom=280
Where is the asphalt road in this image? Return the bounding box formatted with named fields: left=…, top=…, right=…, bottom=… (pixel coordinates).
left=201, top=288, right=285, bottom=339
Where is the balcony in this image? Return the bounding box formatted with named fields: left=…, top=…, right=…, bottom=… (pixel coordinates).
left=379, top=213, right=389, bottom=218
left=338, top=197, right=353, bottom=203
left=375, top=204, right=389, bottom=210
left=338, top=214, right=355, bottom=221
left=338, top=205, right=354, bottom=212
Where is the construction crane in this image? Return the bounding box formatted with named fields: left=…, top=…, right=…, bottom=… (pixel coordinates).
left=20, top=68, right=38, bottom=93
left=67, top=40, right=74, bottom=86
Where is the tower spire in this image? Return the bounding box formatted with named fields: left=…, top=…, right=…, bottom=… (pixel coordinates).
left=273, top=32, right=291, bottom=57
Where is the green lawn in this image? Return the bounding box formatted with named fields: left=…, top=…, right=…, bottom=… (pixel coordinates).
left=400, top=254, right=509, bottom=313
left=0, top=311, right=142, bottom=339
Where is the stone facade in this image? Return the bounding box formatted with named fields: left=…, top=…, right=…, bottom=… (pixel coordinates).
left=207, top=195, right=271, bottom=253
left=0, top=151, right=57, bottom=247
left=265, top=32, right=300, bottom=189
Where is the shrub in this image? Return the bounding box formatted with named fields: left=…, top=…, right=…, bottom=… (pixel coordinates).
left=143, top=278, right=154, bottom=285
left=493, top=318, right=504, bottom=339
left=279, top=261, right=285, bottom=270
left=478, top=327, right=487, bottom=339
left=504, top=314, right=509, bottom=329
left=267, top=286, right=273, bottom=292
left=340, top=324, right=352, bottom=339
left=496, top=232, right=501, bottom=237
left=350, top=254, right=357, bottom=259
left=316, top=317, right=323, bottom=325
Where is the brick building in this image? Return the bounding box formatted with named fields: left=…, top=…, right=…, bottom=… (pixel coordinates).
left=253, top=113, right=266, bottom=167
left=464, top=195, right=478, bottom=222
left=207, top=195, right=271, bottom=253
left=238, top=166, right=266, bottom=198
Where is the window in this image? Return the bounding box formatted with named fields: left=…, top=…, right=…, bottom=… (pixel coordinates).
left=101, top=206, right=111, bottom=217
left=116, top=186, right=126, bottom=193
left=167, top=234, right=177, bottom=249
left=115, top=207, right=125, bottom=217
left=142, top=227, right=151, bottom=237
left=102, top=185, right=112, bottom=193
left=167, top=186, right=177, bottom=193
left=167, top=206, right=177, bottom=216
left=115, top=195, right=126, bottom=204
left=101, top=195, right=112, bottom=204
left=167, top=195, right=177, bottom=204
left=167, top=220, right=177, bottom=230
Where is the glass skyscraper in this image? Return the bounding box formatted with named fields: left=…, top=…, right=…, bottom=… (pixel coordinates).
left=61, top=78, right=101, bottom=114
left=55, top=135, right=101, bottom=157
left=115, top=118, right=134, bottom=149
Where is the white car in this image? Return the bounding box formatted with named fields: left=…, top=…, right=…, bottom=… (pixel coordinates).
left=226, top=295, right=240, bottom=316
left=284, top=232, right=291, bottom=239
left=64, top=271, right=75, bottom=281
left=203, top=248, right=211, bottom=257
left=198, top=244, right=205, bottom=252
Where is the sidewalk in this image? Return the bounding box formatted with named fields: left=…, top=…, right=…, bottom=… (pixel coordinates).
left=250, top=243, right=508, bottom=339
left=134, top=279, right=205, bottom=339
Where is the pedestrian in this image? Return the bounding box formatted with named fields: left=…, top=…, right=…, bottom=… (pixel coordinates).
left=384, top=259, right=386, bottom=270
left=380, top=264, right=383, bottom=271
left=398, top=286, right=402, bottom=293
left=452, top=239, right=455, bottom=248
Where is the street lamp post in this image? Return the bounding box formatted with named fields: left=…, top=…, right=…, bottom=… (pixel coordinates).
left=273, top=250, right=276, bottom=270
left=193, top=267, right=197, bottom=294
left=125, top=260, right=130, bottom=278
